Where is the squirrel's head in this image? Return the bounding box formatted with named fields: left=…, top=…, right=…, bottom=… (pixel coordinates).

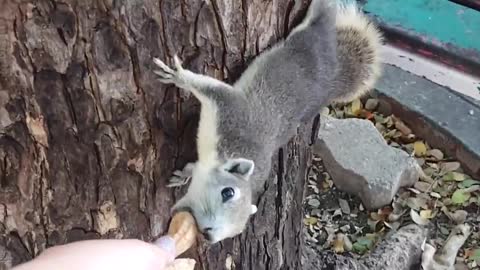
left=172, top=158, right=257, bottom=243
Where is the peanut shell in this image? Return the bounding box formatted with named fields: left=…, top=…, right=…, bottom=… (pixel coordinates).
left=167, top=211, right=198, bottom=256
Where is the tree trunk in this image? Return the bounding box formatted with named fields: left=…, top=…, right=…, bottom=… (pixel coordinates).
left=0, top=0, right=312, bottom=269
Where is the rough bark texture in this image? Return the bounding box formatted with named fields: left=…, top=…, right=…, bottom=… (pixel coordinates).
left=0, top=0, right=312, bottom=269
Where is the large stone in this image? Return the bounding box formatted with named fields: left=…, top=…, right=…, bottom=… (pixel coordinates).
left=301, top=224, right=427, bottom=270
left=314, top=116, right=419, bottom=210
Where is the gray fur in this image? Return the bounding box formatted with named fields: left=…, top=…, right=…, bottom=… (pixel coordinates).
left=153, top=0, right=382, bottom=243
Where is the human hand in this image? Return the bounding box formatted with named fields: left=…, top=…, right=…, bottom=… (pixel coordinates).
left=12, top=236, right=177, bottom=270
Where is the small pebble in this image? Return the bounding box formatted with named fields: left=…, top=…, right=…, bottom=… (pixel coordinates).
left=365, top=98, right=379, bottom=110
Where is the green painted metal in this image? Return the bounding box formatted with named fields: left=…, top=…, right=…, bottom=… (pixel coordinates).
left=363, top=0, right=480, bottom=51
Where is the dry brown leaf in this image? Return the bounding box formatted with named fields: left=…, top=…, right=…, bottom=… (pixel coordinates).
left=338, top=199, right=351, bottom=214
left=332, top=233, right=346, bottom=253
left=427, top=149, right=444, bottom=160
left=443, top=208, right=468, bottom=224
left=388, top=202, right=406, bottom=222
left=414, top=181, right=432, bottom=193
left=394, top=117, right=412, bottom=135
left=407, top=196, right=429, bottom=210
left=440, top=162, right=461, bottom=172
left=410, top=209, right=429, bottom=225
left=429, top=192, right=441, bottom=199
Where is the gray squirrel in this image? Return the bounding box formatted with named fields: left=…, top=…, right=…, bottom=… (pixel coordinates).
left=153, top=0, right=382, bottom=243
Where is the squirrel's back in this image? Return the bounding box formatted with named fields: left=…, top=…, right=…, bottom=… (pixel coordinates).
left=211, top=0, right=384, bottom=189
left=232, top=0, right=382, bottom=150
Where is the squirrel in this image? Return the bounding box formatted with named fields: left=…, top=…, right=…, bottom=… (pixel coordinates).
left=153, top=0, right=382, bottom=243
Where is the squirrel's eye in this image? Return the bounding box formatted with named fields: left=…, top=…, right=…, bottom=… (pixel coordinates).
left=221, top=187, right=235, bottom=203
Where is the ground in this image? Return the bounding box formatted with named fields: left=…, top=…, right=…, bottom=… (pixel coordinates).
left=303, top=97, right=480, bottom=269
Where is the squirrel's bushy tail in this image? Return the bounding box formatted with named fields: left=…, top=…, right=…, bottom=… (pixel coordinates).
left=331, top=2, right=383, bottom=103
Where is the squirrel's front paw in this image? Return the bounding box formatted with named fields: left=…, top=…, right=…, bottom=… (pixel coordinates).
left=167, top=162, right=195, bottom=188
left=153, top=55, right=185, bottom=86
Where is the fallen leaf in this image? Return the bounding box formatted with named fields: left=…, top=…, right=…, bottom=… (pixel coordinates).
left=384, top=221, right=401, bottom=230
left=332, top=208, right=343, bottom=218
left=352, top=242, right=368, bottom=254
left=388, top=202, right=406, bottom=222
left=414, top=181, right=432, bottom=193
left=407, top=196, right=429, bottom=210
left=344, top=235, right=353, bottom=251
left=304, top=217, right=318, bottom=226
left=429, top=192, right=442, bottom=199
left=443, top=172, right=467, bottom=182
left=394, top=117, right=412, bottom=135
left=467, top=249, right=480, bottom=262
left=427, top=149, right=444, bottom=160
left=454, top=262, right=469, bottom=270
left=445, top=209, right=468, bottom=224
left=413, top=141, right=427, bottom=157
left=420, top=209, right=433, bottom=220
left=339, top=224, right=350, bottom=233
left=440, top=162, right=461, bottom=172
left=323, top=227, right=337, bottom=249
left=410, top=209, right=429, bottom=225
left=407, top=188, right=421, bottom=194
left=352, top=236, right=374, bottom=255
left=384, top=116, right=394, bottom=128
left=458, top=179, right=480, bottom=188
left=451, top=189, right=471, bottom=205
left=338, top=199, right=351, bottom=214
left=351, top=99, right=362, bottom=116
left=322, top=178, right=334, bottom=190
left=367, top=218, right=381, bottom=231
left=308, top=198, right=321, bottom=208
left=332, top=234, right=345, bottom=253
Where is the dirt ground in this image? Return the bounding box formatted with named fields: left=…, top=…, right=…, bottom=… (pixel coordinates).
left=303, top=99, right=480, bottom=269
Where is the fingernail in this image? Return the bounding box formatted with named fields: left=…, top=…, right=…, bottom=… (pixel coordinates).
left=153, top=236, right=176, bottom=256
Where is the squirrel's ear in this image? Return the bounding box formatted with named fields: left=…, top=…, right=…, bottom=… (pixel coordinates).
left=222, top=158, right=255, bottom=179
left=251, top=205, right=258, bottom=215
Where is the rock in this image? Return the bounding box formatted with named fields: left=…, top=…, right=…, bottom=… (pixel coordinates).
left=361, top=224, right=428, bottom=269
left=365, top=98, right=379, bottom=111
left=301, top=224, right=428, bottom=270
left=314, top=116, right=420, bottom=210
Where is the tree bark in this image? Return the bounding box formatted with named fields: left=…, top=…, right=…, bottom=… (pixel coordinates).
left=0, top=0, right=312, bottom=269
